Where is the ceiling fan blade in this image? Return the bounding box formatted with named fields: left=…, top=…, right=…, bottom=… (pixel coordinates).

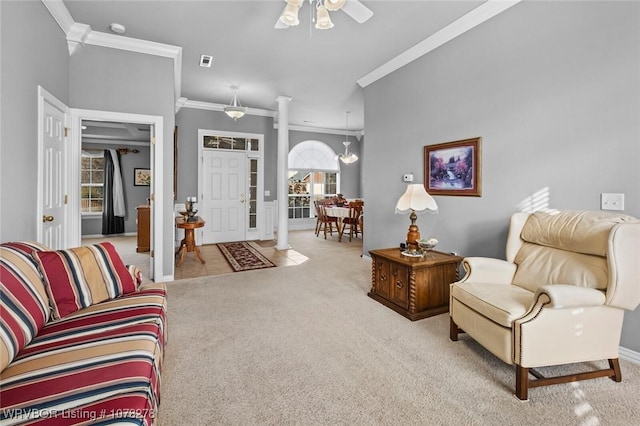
left=341, top=0, right=373, bottom=24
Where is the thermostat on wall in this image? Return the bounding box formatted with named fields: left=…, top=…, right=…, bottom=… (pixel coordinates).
left=403, top=173, right=414, bottom=183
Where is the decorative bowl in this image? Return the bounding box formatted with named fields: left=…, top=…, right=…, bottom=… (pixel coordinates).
left=419, top=238, right=439, bottom=251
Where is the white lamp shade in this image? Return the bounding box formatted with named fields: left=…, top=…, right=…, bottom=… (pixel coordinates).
left=315, top=5, right=334, bottom=29
left=324, top=0, right=346, bottom=11
left=395, top=184, right=438, bottom=214
left=280, top=3, right=300, bottom=26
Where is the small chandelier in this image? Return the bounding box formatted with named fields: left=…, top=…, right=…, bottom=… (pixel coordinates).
left=280, top=0, right=345, bottom=30
left=339, top=112, right=358, bottom=164
left=224, top=87, right=248, bottom=121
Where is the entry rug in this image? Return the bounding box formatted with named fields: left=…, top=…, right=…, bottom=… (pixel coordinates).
left=217, top=241, right=276, bottom=272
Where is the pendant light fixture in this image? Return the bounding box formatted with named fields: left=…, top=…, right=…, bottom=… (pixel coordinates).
left=339, top=112, right=358, bottom=164
left=224, top=86, right=248, bottom=121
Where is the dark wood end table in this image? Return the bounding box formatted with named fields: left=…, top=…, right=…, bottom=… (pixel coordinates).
left=368, top=248, right=462, bottom=321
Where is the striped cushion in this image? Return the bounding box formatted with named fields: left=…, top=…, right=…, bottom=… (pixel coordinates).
left=22, top=284, right=168, bottom=359
left=0, top=242, right=51, bottom=372
left=32, top=242, right=137, bottom=319
left=0, top=322, right=163, bottom=426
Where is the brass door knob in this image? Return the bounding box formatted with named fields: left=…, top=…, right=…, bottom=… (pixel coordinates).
left=42, top=215, right=54, bottom=222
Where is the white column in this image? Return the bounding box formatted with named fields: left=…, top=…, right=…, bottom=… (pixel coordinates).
left=276, top=96, right=292, bottom=250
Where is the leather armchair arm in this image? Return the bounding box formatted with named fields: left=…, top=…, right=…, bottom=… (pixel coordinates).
left=455, top=257, right=517, bottom=285
left=534, top=284, right=606, bottom=308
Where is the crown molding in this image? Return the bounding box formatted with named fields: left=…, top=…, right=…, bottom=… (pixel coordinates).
left=66, top=22, right=91, bottom=55
left=41, top=0, right=74, bottom=33
left=181, top=99, right=363, bottom=137
left=274, top=123, right=363, bottom=140
left=85, top=31, right=181, bottom=59
left=180, top=99, right=277, bottom=118
left=357, top=0, right=522, bottom=88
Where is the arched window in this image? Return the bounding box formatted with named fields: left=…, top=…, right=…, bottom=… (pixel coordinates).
left=288, top=141, right=339, bottom=219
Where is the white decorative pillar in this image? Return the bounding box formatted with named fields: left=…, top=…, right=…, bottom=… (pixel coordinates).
left=276, top=96, right=292, bottom=250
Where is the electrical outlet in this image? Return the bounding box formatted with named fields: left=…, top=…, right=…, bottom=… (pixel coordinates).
left=403, top=173, right=414, bottom=183
left=601, top=193, right=624, bottom=211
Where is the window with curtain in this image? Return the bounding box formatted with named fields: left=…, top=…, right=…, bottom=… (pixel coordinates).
left=288, top=140, right=340, bottom=219
left=81, top=151, right=104, bottom=214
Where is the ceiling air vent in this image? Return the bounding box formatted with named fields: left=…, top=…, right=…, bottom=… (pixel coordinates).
left=200, top=55, right=213, bottom=68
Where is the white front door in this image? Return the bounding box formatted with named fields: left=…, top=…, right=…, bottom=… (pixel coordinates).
left=38, top=87, right=68, bottom=249
left=201, top=150, right=247, bottom=244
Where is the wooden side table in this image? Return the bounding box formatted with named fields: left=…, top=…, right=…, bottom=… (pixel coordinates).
left=136, top=205, right=150, bottom=252
left=175, top=216, right=206, bottom=267
left=368, top=248, right=462, bottom=321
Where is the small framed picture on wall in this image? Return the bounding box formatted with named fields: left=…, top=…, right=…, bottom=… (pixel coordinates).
left=134, top=168, right=151, bottom=186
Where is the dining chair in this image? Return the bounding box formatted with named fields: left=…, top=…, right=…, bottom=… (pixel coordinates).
left=341, top=201, right=363, bottom=242
left=318, top=202, right=338, bottom=239
left=313, top=200, right=323, bottom=236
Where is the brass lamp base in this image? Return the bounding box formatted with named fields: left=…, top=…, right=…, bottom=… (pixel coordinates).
left=406, top=210, right=420, bottom=251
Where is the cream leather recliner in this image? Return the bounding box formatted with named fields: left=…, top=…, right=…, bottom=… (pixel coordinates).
left=449, top=210, right=640, bottom=400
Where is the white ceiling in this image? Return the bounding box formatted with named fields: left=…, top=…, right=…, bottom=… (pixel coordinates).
left=62, top=0, right=489, bottom=131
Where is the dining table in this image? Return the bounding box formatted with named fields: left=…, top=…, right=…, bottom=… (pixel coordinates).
left=324, top=205, right=363, bottom=242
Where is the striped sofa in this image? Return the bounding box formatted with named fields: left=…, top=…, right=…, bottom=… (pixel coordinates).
left=1, top=241, right=167, bottom=425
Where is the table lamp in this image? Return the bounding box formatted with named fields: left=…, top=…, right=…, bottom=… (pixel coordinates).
left=395, top=184, right=438, bottom=251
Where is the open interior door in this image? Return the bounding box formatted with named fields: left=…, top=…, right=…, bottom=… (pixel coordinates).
left=38, top=86, right=69, bottom=249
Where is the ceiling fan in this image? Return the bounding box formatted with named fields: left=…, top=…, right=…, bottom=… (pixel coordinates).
left=275, top=0, right=373, bottom=30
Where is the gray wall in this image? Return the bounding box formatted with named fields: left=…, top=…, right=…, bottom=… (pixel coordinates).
left=175, top=108, right=277, bottom=203
left=81, top=144, right=151, bottom=236
left=69, top=45, right=175, bottom=278
left=0, top=1, right=69, bottom=241
left=363, top=1, right=639, bottom=350
left=175, top=109, right=363, bottom=204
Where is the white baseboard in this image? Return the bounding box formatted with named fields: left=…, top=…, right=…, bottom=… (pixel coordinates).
left=82, top=232, right=136, bottom=239
left=619, top=346, right=640, bottom=365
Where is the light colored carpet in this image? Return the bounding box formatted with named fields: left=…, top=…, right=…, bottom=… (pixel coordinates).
left=159, top=232, right=640, bottom=425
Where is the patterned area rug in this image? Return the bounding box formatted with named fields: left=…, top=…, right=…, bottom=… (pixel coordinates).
left=217, top=242, right=276, bottom=272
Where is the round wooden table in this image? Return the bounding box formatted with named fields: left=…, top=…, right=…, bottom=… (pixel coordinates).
left=175, top=216, right=206, bottom=267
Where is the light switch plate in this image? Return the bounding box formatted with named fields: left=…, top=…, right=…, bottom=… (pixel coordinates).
left=601, top=193, right=624, bottom=211
left=403, top=173, right=414, bottom=183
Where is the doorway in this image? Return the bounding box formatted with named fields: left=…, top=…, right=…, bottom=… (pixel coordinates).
left=79, top=120, right=152, bottom=276
left=69, top=109, right=165, bottom=281
left=197, top=129, right=265, bottom=245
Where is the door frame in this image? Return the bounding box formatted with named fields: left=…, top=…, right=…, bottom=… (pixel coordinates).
left=68, top=109, right=164, bottom=281
left=197, top=129, right=265, bottom=243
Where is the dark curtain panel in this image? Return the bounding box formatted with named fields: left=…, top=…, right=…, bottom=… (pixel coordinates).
left=102, top=150, right=124, bottom=235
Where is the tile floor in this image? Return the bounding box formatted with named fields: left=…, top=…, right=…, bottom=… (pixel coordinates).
left=83, top=229, right=360, bottom=282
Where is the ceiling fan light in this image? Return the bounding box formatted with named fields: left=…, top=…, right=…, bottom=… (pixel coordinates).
left=280, top=3, right=300, bottom=26
left=315, top=5, right=334, bottom=29
left=324, top=0, right=346, bottom=12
